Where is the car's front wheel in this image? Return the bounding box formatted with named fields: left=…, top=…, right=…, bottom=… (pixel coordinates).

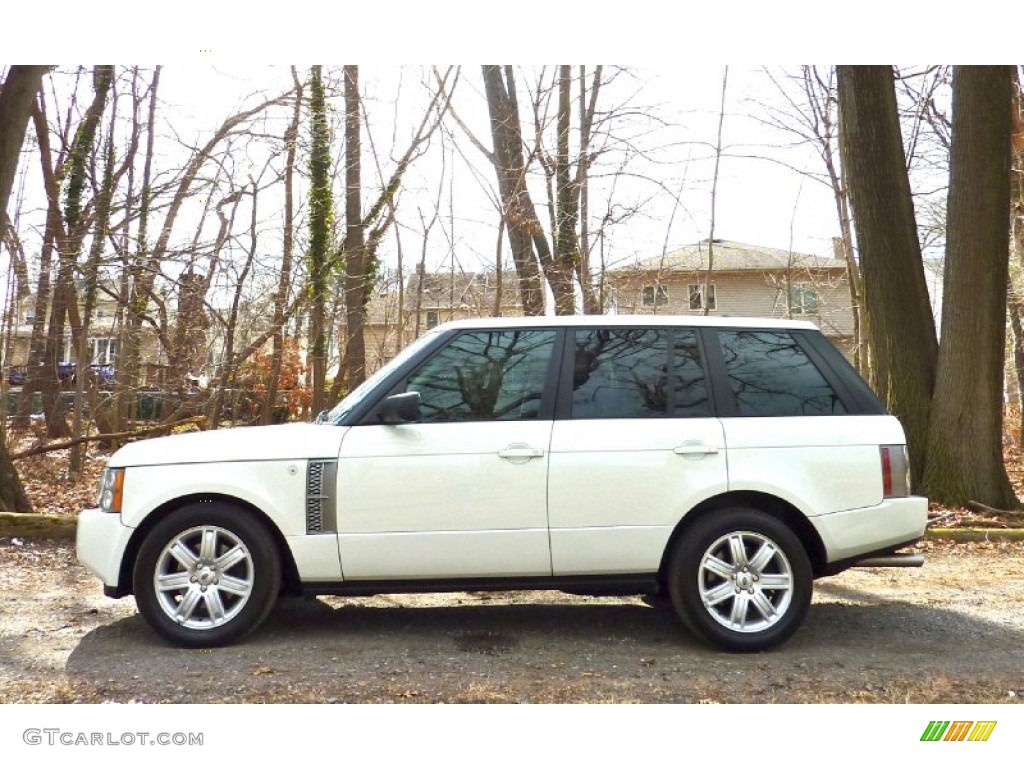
left=668, top=508, right=812, bottom=652
left=133, top=503, right=281, bottom=647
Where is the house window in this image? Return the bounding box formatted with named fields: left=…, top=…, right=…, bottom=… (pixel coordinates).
left=789, top=284, right=819, bottom=315
left=688, top=283, right=716, bottom=311
left=89, top=337, right=117, bottom=365
left=425, top=310, right=439, bottom=329
left=642, top=285, right=668, bottom=307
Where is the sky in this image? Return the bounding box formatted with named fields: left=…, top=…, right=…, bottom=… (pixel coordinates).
left=1, top=3, right=992, bottom=315
left=3, top=62, right=849, bottom=305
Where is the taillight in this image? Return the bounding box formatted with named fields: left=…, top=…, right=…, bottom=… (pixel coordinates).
left=880, top=445, right=910, bottom=497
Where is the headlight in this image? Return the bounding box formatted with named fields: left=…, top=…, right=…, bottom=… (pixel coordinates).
left=97, top=468, right=125, bottom=513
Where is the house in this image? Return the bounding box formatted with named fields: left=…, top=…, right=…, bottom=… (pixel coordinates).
left=5, top=284, right=182, bottom=390
left=350, top=267, right=523, bottom=374
left=605, top=239, right=857, bottom=360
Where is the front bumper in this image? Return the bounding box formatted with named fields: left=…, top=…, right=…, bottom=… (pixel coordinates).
left=809, top=495, right=928, bottom=563
left=76, top=507, right=135, bottom=590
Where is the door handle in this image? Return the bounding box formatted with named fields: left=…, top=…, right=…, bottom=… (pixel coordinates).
left=674, top=441, right=719, bottom=456
left=498, top=443, right=545, bottom=460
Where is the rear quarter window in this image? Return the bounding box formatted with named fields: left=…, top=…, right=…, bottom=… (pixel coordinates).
left=717, top=329, right=847, bottom=417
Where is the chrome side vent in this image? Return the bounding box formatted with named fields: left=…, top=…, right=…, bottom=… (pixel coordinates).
left=306, top=459, right=338, bottom=534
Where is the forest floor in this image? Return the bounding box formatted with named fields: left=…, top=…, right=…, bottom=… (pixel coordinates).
left=0, top=537, right=1022, bottom=704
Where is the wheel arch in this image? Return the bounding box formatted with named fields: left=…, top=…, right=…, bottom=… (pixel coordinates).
left=114, top=493, right=301, bottom=598
left=658, top=491, right=828, bottom=583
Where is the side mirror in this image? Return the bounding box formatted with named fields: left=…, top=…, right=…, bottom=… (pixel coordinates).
left=314, top=409, right=330, bottom=424
left=377, top=392, right=421, bottom=424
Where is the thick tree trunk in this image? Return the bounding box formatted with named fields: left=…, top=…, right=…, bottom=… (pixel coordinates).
left=0, top=65, right=48, bottom=513
left=0, top=66, right=49, bottom=226
left=837, top=65, right=938, bottom=487
left=923, top=66, right=1018, bottom=508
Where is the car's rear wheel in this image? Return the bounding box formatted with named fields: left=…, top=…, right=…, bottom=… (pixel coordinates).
left=133, top=503, right=281, bottom=648
left=668, top=508, right=812, bottom=652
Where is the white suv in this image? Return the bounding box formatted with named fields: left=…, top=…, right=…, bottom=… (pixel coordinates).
left=78, top=316, right=927, bottom=652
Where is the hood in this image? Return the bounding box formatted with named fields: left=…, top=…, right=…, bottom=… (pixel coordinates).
left=109, top=423, right=349, bottom=467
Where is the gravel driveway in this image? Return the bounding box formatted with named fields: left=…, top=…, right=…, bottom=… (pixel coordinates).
left=1, top=537, right=1022, bottom=703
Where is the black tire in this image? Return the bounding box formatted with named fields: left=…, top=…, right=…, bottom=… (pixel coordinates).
left=667, top=508, right=812, bottom=652
left=133, top=503, right=281, bottom=648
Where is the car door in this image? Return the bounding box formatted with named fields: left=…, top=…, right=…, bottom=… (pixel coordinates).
left=547, top=327, right=727, bottom=575
left=336, top=327, right=560, bottom=580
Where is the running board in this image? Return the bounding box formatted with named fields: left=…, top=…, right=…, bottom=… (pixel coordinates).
left=852, top=553, right=924, bottom=568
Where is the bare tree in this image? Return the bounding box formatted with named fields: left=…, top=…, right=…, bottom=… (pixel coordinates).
left=757, top=66, right=867, bottom=372
left=837, top=65, right=938, bottom=487
left=481, top=66, right=548, bottom=315
left=261, top=67, right=303, bottom=425
left=703, top=66, right=728, bottom=317
left=307, top=64, right=332, bottom=416
left=339, top=65, right=366, bottom=394
left=923, top=66, right=1018, bottom=508
left=330, top=66, right=455, bottom=396
left=0, top=65, right=49, bottom=513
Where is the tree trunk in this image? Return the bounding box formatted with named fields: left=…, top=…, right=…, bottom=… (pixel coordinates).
left=307, top=65, right=331, bottom=416
left=118, top=66, right=161, bottom=435
left=576, top=65, right=603, bottom=315
left=262, top=69, right=302, bottom=425
left=0, top=65, right=47, bottom=513
left=482, top=66, right=546, bottom=316
left=923, top=66, right=1018, bottom=508
left=65, top=66, right=114, bottom=472
left=341, top=65, right=367, bottom=392
left=0, top=66, right=49, bottom=227
left=837, top=65, right=938, bottom=487
left=551, top=65, right=578, bottom=315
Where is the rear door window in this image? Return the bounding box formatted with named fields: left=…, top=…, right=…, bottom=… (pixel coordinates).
left=569, top=328, right=711, bottom=418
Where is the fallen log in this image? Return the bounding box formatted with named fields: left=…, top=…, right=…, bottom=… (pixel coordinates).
left=0, top=512, right=77, bottom=539
left=11, top=416, right=206, bottom=460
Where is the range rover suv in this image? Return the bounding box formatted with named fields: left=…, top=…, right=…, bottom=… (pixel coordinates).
left=77, top=316, right=927, bottom=652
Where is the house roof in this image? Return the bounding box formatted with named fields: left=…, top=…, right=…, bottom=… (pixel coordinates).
left=617, top=239, right=848, bottom=274
left=358, top=270, right=522, bottom=325
left=405, top=270, right=521, bottom=311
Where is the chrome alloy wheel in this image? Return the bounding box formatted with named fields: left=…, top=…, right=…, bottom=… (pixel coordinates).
left=153, top=525, right=255, bottom=630
left=698, top=530, right=794, bottom=633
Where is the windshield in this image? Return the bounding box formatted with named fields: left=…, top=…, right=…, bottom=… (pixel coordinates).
left=322, top=329, right=441, bottom=424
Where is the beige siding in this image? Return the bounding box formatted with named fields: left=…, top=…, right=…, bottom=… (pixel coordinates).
left=608, top=269, right=855, bottom=341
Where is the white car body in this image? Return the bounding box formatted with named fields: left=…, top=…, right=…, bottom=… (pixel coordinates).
left=78, top=316, right=928, bottom=651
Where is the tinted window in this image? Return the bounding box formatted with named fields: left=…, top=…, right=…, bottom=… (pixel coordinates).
left=673, top=331, right=712, bottom=417
left=406, top=330, right=555, bottom=422
left=718, top=330, right=847, bottom=416
left=571, top=329, right=670, bottom=418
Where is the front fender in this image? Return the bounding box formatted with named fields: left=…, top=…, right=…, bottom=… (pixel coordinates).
left=119, top=460, right=308, bottom=536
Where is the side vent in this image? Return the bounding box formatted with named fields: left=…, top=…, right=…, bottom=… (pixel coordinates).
left=306, top=459, right=338, bottom=534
